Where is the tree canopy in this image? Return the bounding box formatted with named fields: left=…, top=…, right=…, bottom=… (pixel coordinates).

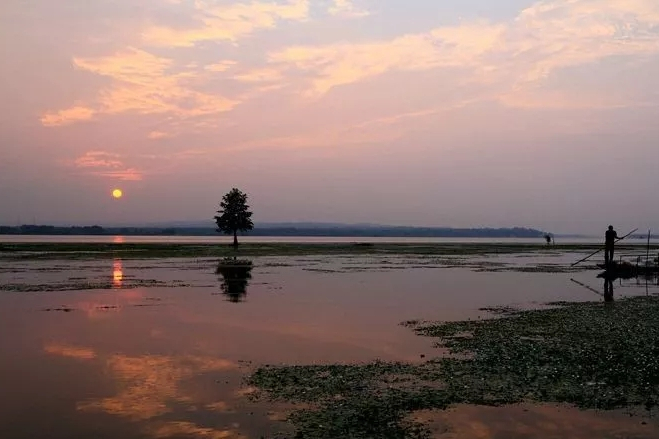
left=214, top=188, right=254, bottom=247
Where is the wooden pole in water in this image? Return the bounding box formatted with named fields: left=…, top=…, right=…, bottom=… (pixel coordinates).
left=570, top=228, right=639, bottom=267
left=646, top=230, right=651, bottom=267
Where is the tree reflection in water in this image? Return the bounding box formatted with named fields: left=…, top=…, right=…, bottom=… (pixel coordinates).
left=215, top=258, right=253, bottom=303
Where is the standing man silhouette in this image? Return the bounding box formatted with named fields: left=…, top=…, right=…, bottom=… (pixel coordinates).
left=605, top=225, right=619, bottom=267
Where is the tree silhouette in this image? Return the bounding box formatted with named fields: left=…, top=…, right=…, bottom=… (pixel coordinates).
left=214, top=188, right=254, bottom=248
left=216, top=259, right=253, bottom=303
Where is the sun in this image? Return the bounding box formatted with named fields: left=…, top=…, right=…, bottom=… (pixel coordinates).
left=112, top=189, right=123, bottom=199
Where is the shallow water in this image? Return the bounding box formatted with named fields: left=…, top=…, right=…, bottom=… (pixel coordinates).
left=413, top=404, right=659, bottom=439
left=2, top=234, right=652, bottom=245
left=0, top=253, right=657, bottom=438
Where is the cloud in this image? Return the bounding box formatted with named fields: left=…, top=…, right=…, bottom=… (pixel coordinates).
left=269, top=0, right=659, bottom=106
left=141, top=0, right=310, bottom=47
left=41, top=106, right=96, bottom=127
left=94, top=168, right=144, bottom=181
left=269, top=22, right=506, bottom=97
left=38, top=0, right=659, bottom=142
left=498, top=87, right=659, bottom=110
left=42, top=48, right=239, bottom=127
left=328, top=0, right=369, bottom=18
left=71, top=151, right=144, bottom=181
left=148, top=131, right=172, bottom=140
left=204, top=60, right=238, bottom=72
left=74, top=151, right=124, bottom=169
left=232, top=67, right=285, bottom=83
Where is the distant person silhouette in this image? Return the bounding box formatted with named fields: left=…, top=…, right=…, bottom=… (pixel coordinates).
left=605, top=225, right=619, bottom=267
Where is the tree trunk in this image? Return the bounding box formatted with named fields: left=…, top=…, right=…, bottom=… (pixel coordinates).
left=233, top=230, right=238, bottom=248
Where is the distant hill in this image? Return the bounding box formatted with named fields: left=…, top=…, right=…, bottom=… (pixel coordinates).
left=0, top=223, right=549, bottom=238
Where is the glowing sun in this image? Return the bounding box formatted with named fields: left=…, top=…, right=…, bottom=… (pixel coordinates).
left=112, top=189, right=123, bottom=199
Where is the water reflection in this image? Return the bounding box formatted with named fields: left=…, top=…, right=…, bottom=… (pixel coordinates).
left=414, top=403, right=659, bottom=439
left=113, top=259, right=123, bottom=288
left=73, top=352, right=237, bottom=421
left=571, top=276, right=616, bottom=302
left=40, top=342, right=278, bottom=439
left=603, top=277, right=614, bottom=302
left=215, top=258, right=254, bottom=303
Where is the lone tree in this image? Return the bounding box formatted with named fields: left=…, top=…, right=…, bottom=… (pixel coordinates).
left=214, top=188, right=254, bottom=248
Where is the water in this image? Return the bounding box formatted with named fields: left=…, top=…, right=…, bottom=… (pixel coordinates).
left=1, top=252, right=657, bottom=438
left=1, top=234, right=651, bottom=245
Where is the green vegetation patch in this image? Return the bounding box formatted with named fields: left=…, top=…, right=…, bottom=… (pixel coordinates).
left=249, top=296, right=659, bottom=438
left=475, top=263, right=585, bottom=273
left=0, top=242, right=629, bottom=261
left=0, top=278, right=192, bottom=292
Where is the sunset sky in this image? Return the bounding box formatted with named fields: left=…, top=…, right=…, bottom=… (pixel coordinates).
left=1, top=0, right=658, bottom=234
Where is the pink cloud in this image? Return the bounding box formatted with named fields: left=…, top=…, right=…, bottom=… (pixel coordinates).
left=71, top=151, right=144, bottom=181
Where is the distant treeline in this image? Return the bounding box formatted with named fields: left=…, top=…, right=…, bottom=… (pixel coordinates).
left=0, top=224, right=550, bottom=238
left=0, top=225, right=181, bottom=236
left=246, top=226, right=546, bottom=238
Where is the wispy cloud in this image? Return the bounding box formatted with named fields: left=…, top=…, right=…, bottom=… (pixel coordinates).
left=269, top=0, right=659, bottom=107
left=94, top=168, right=144, bottom=181
left=42, top=48, right=238, bottom=127
left=232, top=67, right=285, bottom=83
left=268, top=22, right=506, bottom=97
left=328, top=0, right=370, bottom=18
left=35, top=0, right=659, bottom=143
left=71, top=151, right=144, bottom=181
left=74, top=151, right=124, bottom=169
left=41, top=106, right=96, bottom=127
left=204, top=60, right=238, bottom=72
left=141, top=0, right=310, bottom=47
left=147, top=131, right=173, bottom=140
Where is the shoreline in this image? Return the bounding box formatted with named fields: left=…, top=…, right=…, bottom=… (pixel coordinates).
left=249, top=294, right=659, bottom=438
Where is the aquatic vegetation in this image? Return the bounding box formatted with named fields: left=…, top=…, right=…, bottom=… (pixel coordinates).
left=249, top=296, right=659, bottom=438
left=0, top=278, right=192, bottom=292
left=2, top=242, right=638, bottom=261
left=216, top=257, right=254, bottom=267
left=476, top=264, right=585, bottom=273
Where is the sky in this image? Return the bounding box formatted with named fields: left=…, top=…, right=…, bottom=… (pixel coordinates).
left=1, top=0, right=659, bottom=234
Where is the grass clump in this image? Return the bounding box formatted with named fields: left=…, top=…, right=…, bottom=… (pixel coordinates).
left=249, top=296, right=659, bottom=438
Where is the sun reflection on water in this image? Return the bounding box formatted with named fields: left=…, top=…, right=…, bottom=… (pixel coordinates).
left=113, top=259, right=123, bottom=288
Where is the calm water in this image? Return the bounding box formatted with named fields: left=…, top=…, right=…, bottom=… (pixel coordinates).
left=1, top=252, right=657, bottom=438
left=0, top=234, right=630, bottom=244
